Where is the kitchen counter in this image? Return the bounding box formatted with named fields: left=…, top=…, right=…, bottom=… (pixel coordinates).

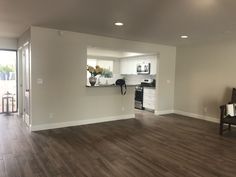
left=86, top=84, right=137, bottom=87
left=141, top=85, right=156, bottom=88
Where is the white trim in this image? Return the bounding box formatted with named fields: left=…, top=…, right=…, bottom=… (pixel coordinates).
left=154, top=109, right=219, bottom=123
left=155, top=110, right=174, bottom=115
left=174, top=110, right=219, bottom=123
left=23, top=41, right=29, bottom=47
left=31, top=114, right=135, bottom=131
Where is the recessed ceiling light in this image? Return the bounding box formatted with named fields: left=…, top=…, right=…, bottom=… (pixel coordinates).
left=181, top=35, right=188, bottom=39
left=114, top=22, right=124, bottom=26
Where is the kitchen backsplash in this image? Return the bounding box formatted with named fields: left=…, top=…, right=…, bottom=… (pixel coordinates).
left=124, top=75, right=156, bottom=85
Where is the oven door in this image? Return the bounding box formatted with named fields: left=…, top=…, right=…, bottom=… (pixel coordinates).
left=135, top=89, right=143, bottom=101
left=135, top=88, right=143, bottom=110
left=135, top=101, right=143, bottom=110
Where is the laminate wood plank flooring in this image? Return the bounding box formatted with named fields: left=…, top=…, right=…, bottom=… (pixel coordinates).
left=0, top=111, right=236, bottom=177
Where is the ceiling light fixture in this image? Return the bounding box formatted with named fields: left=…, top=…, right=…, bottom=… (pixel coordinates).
left=181, top=35, right=188, bottom=39
left=114, top=22, right=124, bottom=26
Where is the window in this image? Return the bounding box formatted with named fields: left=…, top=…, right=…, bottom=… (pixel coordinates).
left=0, top=50, right=17, bottom=113
left=87, top=58, right=114, bottom=78
left=97, top=60, right=113, bottom=71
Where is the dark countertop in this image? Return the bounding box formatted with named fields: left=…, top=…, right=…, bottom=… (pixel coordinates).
left=137, top=84, right=156, bottom=88
left=142, top=86, right=156, bottom=88
left=86, top=84, right=137, bottom=87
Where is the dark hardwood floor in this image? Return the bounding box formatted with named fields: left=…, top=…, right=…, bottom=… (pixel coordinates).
left=0, top=111, right=236, bottom=177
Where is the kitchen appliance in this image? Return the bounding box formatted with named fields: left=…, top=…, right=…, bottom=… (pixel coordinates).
left=141, top=79, right=156, bottom=87
left=135, top=85, right=143, bottom=110
left=136, top=62, right=150, bottom=75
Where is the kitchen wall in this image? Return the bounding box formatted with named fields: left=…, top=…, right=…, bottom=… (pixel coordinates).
left=27, top=26, right=175, bottom=130
left=0, top=37, right=17, bottom=50
left=86, top=56, right=121, bottom=85
left=175, top=39, right=236, bottom=121
left=87, top=55, right=120, bottom=75
left=124, top=75, right=156, bottom=85
left=120, top=54, right=158, bottom=85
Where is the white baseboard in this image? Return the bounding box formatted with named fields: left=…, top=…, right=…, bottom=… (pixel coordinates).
left=31, top=114, right=135, bottom=131
left=154, top=109, right=219, bottom=123
left=174, top=110, right=219, bottom=123
left=31, top=109, right=219, bottom=131
left=155, top=110, right=174, bottom=115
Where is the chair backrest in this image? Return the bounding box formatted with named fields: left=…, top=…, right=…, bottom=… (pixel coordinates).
left=231, top=88, right=236, bottom=103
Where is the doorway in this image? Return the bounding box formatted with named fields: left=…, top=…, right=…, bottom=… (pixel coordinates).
left=0, top=50, right=17, bottom=114
left=21, top=43, right=31, bottom=127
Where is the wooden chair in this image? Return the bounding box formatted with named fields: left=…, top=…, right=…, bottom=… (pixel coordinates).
left=219, top=88, right=236, bottom=135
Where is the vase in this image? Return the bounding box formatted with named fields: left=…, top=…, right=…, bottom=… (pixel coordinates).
left=89, top=76, right=97, bottom=86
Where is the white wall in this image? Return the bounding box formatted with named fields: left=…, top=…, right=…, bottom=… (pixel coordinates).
left=175, top=39, right=236, bottom=121
left=157, top=47, right=176, bottom=113
left=17, top=29, right=31, bottom=48
left=29, top=26, right=176, bottom=129
left=0, top=37, right=17, bottom=50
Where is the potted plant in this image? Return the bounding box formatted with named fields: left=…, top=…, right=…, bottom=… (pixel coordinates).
left=87, top=65, right=103, bottom=86
left=102, top=69, right=113, bottom=78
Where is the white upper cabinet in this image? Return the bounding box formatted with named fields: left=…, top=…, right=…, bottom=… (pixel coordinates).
left=120, top=59, right=128, bottom=74
left=120, top=55, right=157, bottom=75
left=149, top=55, right=157, bottom=75
left=120, top=58, right=137, bottom=75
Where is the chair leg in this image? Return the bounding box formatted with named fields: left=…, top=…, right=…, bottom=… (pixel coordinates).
left=220, top=122, right=224, bottom=135
left=228, top=123, right=231, bottom=131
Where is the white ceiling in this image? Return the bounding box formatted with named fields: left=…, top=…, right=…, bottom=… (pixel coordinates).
left=1, top=0, right=236, bottom=46
left=87, top=47, right=149, bottom=58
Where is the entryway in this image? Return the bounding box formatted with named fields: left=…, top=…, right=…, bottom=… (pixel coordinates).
left=18, top=42, right=31, bottom=127
left=0, top=50, right=17, bottom=114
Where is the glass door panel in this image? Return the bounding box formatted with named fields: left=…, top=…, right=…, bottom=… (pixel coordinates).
left=0, top=50, right=17, bottom=113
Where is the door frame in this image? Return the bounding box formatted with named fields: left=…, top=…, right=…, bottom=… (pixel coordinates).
left=21, top=42, right=31, bottom=127
left=0, top=49, right=18, bottom=114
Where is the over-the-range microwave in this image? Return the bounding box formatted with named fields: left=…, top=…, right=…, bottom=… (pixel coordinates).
left=136, top=62, right=150, bottom=75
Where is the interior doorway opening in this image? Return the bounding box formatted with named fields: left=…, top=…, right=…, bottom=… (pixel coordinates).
left=0, top=50, right=17, bottom=114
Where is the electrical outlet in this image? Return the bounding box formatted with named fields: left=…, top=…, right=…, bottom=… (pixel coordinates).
left=121, top=107, right=125, bottom=112
left=49, top=113, right=54, bottom=119
left=204, top=107, right=208, bottom=113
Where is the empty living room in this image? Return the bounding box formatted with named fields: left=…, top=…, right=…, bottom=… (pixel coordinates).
left=0, top=0, right=236, bottom=177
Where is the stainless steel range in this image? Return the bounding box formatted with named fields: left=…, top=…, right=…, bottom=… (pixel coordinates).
left=135, top=85, right=143, bottom=110
left=141, top=79, right=156, bottom=87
